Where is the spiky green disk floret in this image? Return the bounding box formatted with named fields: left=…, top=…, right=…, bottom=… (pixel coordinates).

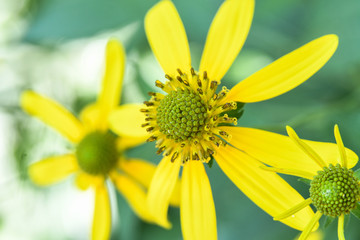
left=76, top=131, right=118, bottom=175
left=310, top=164, right=360, bottom=217
left=156, top=88, right=208, bottom=142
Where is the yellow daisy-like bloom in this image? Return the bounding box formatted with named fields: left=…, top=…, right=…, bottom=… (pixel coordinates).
left=261, top=125, right=360, bottom=240
left=109, top=0, right=340, bottom=239
left=21, top=40, right=179, bottom=240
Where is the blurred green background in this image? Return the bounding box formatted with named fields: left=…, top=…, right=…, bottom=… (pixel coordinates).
left=1, top=0, right=360, bottom=239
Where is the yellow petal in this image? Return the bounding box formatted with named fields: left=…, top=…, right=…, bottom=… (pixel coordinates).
left=29, top=154, right=78, bottom=186
left=92, top=185, right=111, bottom=240
left=116, top=135, right=147, bottom=150
left=215, top=146, right=316, bottom=231
left=225, top=34, right=339, bottom=103
left=119, top=158, right=181, bottom=206
left=180, top=161, right=217, bottom=240
left=21, top=91, right=85, bottom=143
left=74, top=172, right=104, bottom=190
left=111, top=172, right=154, bottom=223
left=146, top=156, right=181, bottom=229
left=295, top=230, right=324, bottom=240
left=75, top=172, right=92, bottom=190
left=119, top=158, right=156, bottom=188
left=334, top=124, right=347, bottom=168
left=80, top=103, right=102, bottom=132
left=97, top=40, right=126, bottom=130
left=145, top=0, right=191, bottom=76
left=298, top=211, right=322, bottom=240
left=221, top=126, right=358, bottom=178
left=338, top=214, right=345, bottom=240
left=286, top=126, right=327, bottom=169
left=199, top=0, right=254, bottom=81
left=109, top=104, right=149, bottom=138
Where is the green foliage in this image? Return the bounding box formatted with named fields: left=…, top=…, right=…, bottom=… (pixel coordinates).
left=351, top=203, right=360, bottom=220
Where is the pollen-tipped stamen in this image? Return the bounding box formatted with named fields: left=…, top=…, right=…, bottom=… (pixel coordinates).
left=142, top=67, right=237, bottom=164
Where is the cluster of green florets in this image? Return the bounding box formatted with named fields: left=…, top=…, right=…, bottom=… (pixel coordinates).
left=156, top=88, right=208, bottom=142
left=310, top=163, right=360, bottom=217
left=76, top=131, right=118, bottom=175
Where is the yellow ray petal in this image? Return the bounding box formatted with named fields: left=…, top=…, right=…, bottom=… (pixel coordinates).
left=225, top=34, right=338, bottom=103
left=334, top=124, right=347, bottom=168
left=21, top=91, right=85, bottom=143
left=260, top=166, right=314, bottom=180
left=221, top=126, right=358, bottom=178
left=274, top=198, right=312, bottom=220
left=286, top=126, right=327, bottom=168
left=296, top=230, right=324, bottom=240
left=338, top=214, right=345, bottom=240
left=215, top=146, right=316, bottom=231
left=298, top=211, right=323, bottom=240
left=181, top=161, right=217, bottom=240
left=97, top=40, right=125, bottom=131
left=119, top=158, right=156, bottom=188
left=116, top=135, right=147, bottom=150
left=199, top=0, right=254, bottom=82
left=146, top=155, right=181, bottom=229
left=29, top=154, right=78, bottom=186
left=145, top=0, right=191, bottom=77
left=75, top=172, right=104, bottom=191
left=92, top=185, right=111, bottom=240
left=111, top=172, right=154, bottom=223
left=75, top=172, right=92, bottom=190
left=109, top=104, right=149, bottom=138
left=80, top=103, right=102, bottom=132
left=119, top=158, right=181, bottom=206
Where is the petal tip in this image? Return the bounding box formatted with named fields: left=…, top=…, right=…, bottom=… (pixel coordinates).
left=20, top=90, right=36, bottom=110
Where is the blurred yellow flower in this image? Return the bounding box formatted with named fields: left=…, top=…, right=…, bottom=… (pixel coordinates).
left=21, top=40, right=179, bottom=240
left=262, top=125, right=359, bottom=240
left=109, top=0, right=339, bottom=239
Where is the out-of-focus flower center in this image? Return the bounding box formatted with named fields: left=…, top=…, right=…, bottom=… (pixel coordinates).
left=310, top=163, right=360, bottom=217
left=76, top=131, right=118, bottom=175
left=141, top=68, right=238, bottom=164
left=157, top=89, right=208, bottom=142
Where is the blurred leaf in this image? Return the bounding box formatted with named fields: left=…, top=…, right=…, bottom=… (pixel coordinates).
left=323, top=216, right=336, bottom=229
left=345, top=213, right=351, bottom=227
left=298, top=177, right=311, bottom=186
left=23, top=0, right=223, bottom=45
left=23, top=0, right=158, bottom=43
left=354, top=168, right=360, bottom=180
left=351, top=203, right=360, bottom=220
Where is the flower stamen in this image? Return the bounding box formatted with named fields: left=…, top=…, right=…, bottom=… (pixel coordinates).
left=142, top=67, right=238, bottom=164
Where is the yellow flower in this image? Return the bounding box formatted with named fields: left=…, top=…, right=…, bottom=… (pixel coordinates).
left=21, top=40, right=178, bottom=240
left=109, top=0, right=339, bottom=239
left=261, top=125, right=359, bottom=240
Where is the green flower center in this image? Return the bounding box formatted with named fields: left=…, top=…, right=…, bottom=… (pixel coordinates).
left=76, top=131, right=118, bottom=175
left=310, top=164, right=360, bottom=217
left=156, top=88, right=208, bottom=142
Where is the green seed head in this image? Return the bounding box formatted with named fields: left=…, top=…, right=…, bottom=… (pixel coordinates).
left=310, top=164, right=360, bottom=217
left=76, top=131, right=118, bottom=175
left=156, top=89, right=208, bottom=142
